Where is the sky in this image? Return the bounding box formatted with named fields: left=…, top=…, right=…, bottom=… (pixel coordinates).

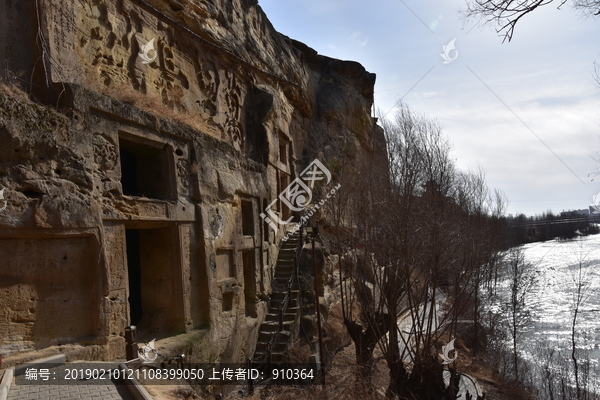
left=258, top=0, right=600, bottom=216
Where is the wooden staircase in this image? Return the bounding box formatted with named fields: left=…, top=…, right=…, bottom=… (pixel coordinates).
left=252, top=231, right=302, bottom=363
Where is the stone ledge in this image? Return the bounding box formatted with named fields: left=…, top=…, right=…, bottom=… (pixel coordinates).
left=0, top=367, right=14, bottom=400
left=1, top=344, right=109, bottom=370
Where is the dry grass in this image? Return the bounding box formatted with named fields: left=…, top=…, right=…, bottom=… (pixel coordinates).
left=1, top=72, right=227, bottom=146
left=285, top=341, right=313, bottom=364
left=182, top=334, right=217, bottom=364
left=85, top=78, right=223, bottom=141
left=241, top=344, right=387, bottom=400
left=145, top=384, right=204, bottom=400
left=0, top=77, right=31, bottom=103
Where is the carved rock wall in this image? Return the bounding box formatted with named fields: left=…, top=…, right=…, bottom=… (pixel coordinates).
left=0, top=0, right=383, bottom=363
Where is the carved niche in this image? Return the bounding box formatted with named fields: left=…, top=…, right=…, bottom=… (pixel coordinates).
left=156, top=36, right=191, bottom=109
left=195, top=56, right=220, bottom=117
left=222, top=69, right=244, bottom=150
left=177, top=159, right=191, bottom=190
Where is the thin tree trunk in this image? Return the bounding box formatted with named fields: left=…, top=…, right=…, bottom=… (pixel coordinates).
left=572, top=306, right=580, bottom=399
left=513, top=302, right=518, bottom=378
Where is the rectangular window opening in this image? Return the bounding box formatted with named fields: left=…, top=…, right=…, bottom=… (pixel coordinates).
left=241, top=200, right=255, bottom=236
left=222, top=292, right=234, bottom=312
left=278, top=174, right=291, bottom=221
left=262, top=199, right=269, bottom=242
left=279, top=141, right=287, bottom=165
left=119, top=135, right=174, bottom=200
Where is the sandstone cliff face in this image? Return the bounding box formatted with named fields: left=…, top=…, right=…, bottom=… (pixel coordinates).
left=0, top=0, right=383, bottom=362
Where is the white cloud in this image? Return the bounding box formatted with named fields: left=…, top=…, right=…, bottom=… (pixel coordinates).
left=351, top=31, right=369, bottom=47
left=415, top=90, right=446, bottom=98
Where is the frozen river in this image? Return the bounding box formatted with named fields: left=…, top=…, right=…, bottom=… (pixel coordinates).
left=519, top=235, right=600, bottom=358
left=482, top=234, right=600, bottom=395
left=487, top=234, right=600, bottom=395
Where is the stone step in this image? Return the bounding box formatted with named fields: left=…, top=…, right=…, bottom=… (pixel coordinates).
left=273, top=273, right=294, bottom=282
left=271, top=285, right=299, bottom=294
left=267, top=304, right=299, bottom=317
left=255, top=340, right=288, bottom=353
left=274, top=275, right=293, bottom=283
left=275, top=260, right=295, bottom=275
left=270, top=290, right=298, bottom=300
left=273, top=274, right=294, bottom=282
left=280, top=245, right=299, bottom=252
left=253, top=351, right=286, bottom=363
left=259, top=320, right=294, bottom=332
left=278, top=247, right=296, bottom=254
left=275, top=261, right=295, bottom=275
left=284, top=306, right=299, bottom=314
left=258, top=330, right=290, bottom=342
left=272, top=282, right=298, bottom=292
left=265, top=312, right=296, bottom=323
left=269, top=298, right=298, bottom=310
left=278, top=254, right=296, bottom=261
left=271, top=283, right=293, bottom=292
left=273, top=275, right=294, bottom=284
left=251, top=232, right=301, bottom=363
left=275, top=267, right=294, bottom=275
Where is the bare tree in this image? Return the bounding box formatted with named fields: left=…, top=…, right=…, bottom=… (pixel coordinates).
left=568, top=244, right=596, bottom=399
left=502, top=246, right=537, bottom=378
left=376, top=105, right=499, bottom=398
left=318, top=113, right=393, bottom=389
left=324, top=103, right=505, bottom=399
left=462, top=0, right=600, bottom=42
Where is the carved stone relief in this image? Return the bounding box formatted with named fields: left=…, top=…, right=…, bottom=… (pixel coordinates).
left=223, top=70, right=244, bottom=149
left=53, top=0, right=252, bottom=150
left=156, top=37, right=190, bottom=109
left=84, top=0, right=139, bottom=89
left=195, top=57, right=219, bottom=116
left=177, top=159, right=191, bottom=189
left=92, top=133, right=118, bottom=171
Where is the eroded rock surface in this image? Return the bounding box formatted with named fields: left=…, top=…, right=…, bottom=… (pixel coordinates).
left=0, top=0, right=384, bottom=362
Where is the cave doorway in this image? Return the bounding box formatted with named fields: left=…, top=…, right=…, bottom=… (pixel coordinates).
left=125, top=227, right=183, bottom=334
left=242, top=249, right=257, bottom=318
left=126, top=230, right=143, bottom=326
